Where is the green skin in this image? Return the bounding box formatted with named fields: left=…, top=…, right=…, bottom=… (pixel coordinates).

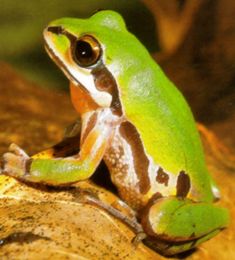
left=1, top=11, right=229, bottom=255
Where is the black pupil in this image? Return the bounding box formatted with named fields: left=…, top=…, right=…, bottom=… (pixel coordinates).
left=75, top=40, right=95, bottom=66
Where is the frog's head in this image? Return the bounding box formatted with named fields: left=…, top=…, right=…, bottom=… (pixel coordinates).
left=44, top=10, right=128, bottom=113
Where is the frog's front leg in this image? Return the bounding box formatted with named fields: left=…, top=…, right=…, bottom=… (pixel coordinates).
left=141, top=197, right=229, bottom=255
left=2, top=109, right=117, bottom=185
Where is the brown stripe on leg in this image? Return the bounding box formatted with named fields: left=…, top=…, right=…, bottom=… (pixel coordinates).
left=119, top=121, right=150, bottom=194
left=81, top=112, right=98, bottom=145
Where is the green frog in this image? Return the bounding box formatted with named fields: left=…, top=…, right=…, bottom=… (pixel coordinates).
left=1, top=10, right=229, bottom=255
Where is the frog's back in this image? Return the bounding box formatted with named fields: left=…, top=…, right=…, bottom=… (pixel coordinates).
left=104, top=31, right=215, bottom=202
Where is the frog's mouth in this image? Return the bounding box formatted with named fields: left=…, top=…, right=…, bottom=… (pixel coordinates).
left=43, top=27, right=113, bottom=108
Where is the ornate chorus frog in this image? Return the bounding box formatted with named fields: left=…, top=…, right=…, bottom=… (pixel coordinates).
left=1, top=10, right=229, bottom=255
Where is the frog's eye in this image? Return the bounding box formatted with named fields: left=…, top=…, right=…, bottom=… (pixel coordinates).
left=73, top=35, right=101, bottom=67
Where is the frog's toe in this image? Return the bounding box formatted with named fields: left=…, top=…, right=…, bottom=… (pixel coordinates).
left=8, top=143, right=29, bottom=157
left=132, top=232, right=147, bottom=247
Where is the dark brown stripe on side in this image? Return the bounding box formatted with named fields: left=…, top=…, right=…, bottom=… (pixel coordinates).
left=176, top=171, right=191, bottom=198
left=91, top=65, right=122, bottom=116
left=25, top=158, right=33, bottom=174
left=156, top=167, right=169, bottom=186
left=81, top=112, right=98, bottom=145
left=119, top=121, right=150, bottom=194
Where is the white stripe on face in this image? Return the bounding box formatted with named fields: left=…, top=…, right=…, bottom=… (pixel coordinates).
left=67, top=64, right=112, bottom=107
left=44, top=30, right=112, bottom=108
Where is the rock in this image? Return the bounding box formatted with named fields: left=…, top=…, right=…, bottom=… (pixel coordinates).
left=0, top=62, right=234, bottom=259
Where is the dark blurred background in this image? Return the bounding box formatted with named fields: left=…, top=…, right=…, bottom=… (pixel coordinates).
left=1, top=0, right=235, bottom=147
left=0, top=0, right=156, bottom=89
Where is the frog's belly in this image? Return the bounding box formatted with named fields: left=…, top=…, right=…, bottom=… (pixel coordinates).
left=104, top=124, right=178, bottom=210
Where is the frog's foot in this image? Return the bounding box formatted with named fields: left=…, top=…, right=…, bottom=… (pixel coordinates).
left=141, top=197, right=229, bottom=256
left=2, top=143, right=31, bottom=180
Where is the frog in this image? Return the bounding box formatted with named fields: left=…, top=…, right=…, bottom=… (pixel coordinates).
left=1, top=10, right=229, bottom=255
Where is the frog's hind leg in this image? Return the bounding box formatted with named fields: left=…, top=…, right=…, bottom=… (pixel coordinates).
left=140, top=197, right=229, bottom=255
left=76, top=191, right=144, bottom=234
